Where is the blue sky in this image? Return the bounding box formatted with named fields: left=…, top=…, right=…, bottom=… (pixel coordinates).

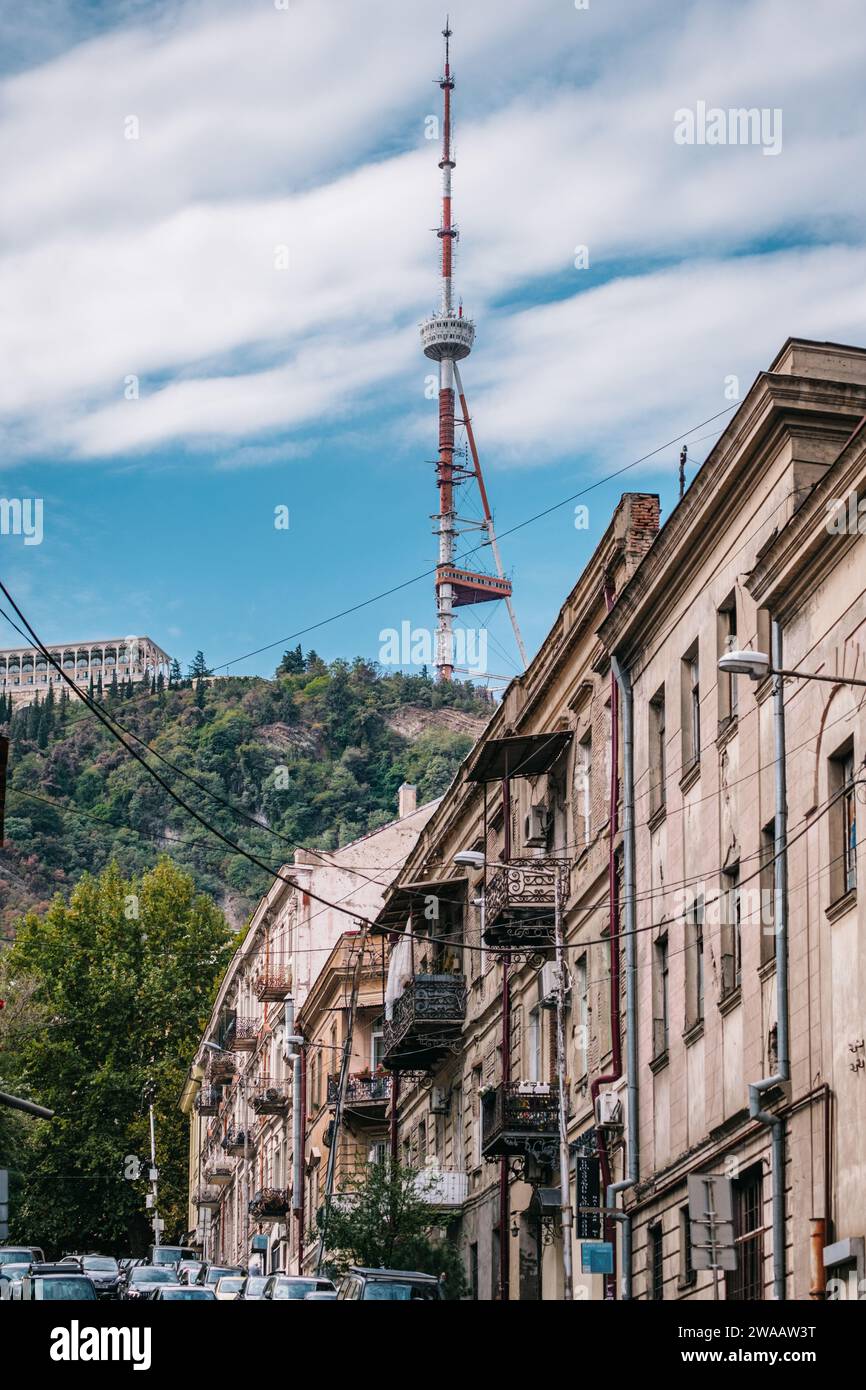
left=2, top=0, right=866, bottom=681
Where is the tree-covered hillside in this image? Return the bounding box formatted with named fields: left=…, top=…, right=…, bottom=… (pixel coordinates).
left=0, top=650, right=492, bottom=935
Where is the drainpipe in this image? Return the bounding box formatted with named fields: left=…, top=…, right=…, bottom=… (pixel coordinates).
left=609, top=653, right=639, bottom=1300
left=284, top=993, right=304, bottom=1276
left=747, top=618, right=790, bottom=1301
left=499, top=775, right=512, bottom=1302
left=592, top=578, right=622, bottom=1298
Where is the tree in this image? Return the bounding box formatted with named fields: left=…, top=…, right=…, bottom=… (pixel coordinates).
left=318, top=1161, right=466, bottom=1299
left=169, top=659, right=182, bottom=687
left=188, top=651, right=210, bottom=680
left=109, top=671, right=119, bottom=701
left=3, top=859, right=233, bottom=1254
left=276, top=645, right=304, bottom=676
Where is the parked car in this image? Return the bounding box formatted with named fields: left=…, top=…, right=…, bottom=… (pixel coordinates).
left=120, top=1265, right=178, bottom=1300
left=147, top=1244, right=198, bottom=1270
left=177, top=1261, right=204, bottom=1285
left=150, top=1284, right=217, bottom=1301
left=335, top=1267, right=444, bottom=1301
left=18, top=1265, right=97, bottom=1301
left=261, top=1274, right=336, bottom=1301
left=0, top=1263, right=31, bottom=1300
left=0, top=1245, right=45, bottom=1267
left=236, top=1274, right=268, bottom=1300
left=304, top=1290, right=338, bottom=1301
left=214, top=1275, right=244, bottom=1301
left=59, top=1254, right=121, bottom=1299
left=194, top=1262, right=245, bottom=1287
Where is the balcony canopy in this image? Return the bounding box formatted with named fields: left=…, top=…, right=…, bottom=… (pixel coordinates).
left=375, top=875, right=467, bottom=934
left=466, top=732, right=572, bottom=783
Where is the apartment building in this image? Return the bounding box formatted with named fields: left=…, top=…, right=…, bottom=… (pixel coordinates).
left=375, top=493, right=660, bottom=1300
left=181, top=785, right=437, bottom=1272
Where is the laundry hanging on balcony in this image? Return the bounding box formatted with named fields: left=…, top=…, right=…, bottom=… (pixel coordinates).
left=384, top=925, right=414, bottom=1021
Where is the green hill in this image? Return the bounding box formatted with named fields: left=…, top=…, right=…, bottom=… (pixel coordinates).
left=0, top=649, right=493, bottom=936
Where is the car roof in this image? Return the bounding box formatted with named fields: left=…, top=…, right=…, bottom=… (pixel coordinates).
left=348, top=1267, right=439, bottom=1282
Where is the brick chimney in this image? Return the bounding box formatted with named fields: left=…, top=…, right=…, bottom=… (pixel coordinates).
left=398, top=783, right=417, bottom=819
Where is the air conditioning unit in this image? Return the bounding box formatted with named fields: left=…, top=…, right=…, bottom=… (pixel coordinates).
left=523, top=803, right=550, bottom=848
left=595, top=1091, right=623, bottom=1129
left=540, top=961, right=570, bottom=1008
left=430, top=1086, right=450, bottom=1114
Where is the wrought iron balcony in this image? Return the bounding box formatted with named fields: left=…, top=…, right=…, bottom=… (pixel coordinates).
left=223, top=1015, right=258, bottom=1052
left=207, top=1052, right=236, bottom=1085
left=483, top=857, right=570, bottom=949
left=248, top=1187, right=289, bottom=1221
left=221, top=1127, right=254, bottom=1157
left=204, top=1159, right=232, bottom=1186
left=196, top=1086, right=222, bottom=1116
left=327, top=1071, right=392, bottom=1110
left=194, top=1185, right=222, bottom=1210
left=250, top=1079, right=289, bottom=1115
left=382, top=974, right=466, bottom=1072
left=254, top=967, right=293, bottom=1003
left=481, top=1083, right=559, bottom=1165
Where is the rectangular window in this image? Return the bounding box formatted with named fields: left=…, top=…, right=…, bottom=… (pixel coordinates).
left=528, top=1004, right=542, bottom=1083
left=576, top=733, right=592, bottom=844
left=679, top=1206, right=695, bottom=1287
left=649, top=1224, right=664, bottom=1300
left=726, top=1166, right=764, bottom=1301
left=652, top=934, right=669, bottom=1058
left=575, top=954, right=589, bottom=1077
left=685, top=896, right=704, bottom=1030
left=829, top=744, right=857, bottom=901
left=371, top=1029, right=384, bottom=1071
left=721, top=864, right=742, bottom=997
left=759, top=820, right=776, bottom=966
left=649, top=686, right=666, bottom=816
left=681, top=645, right=701, bottom=772
left=469, top=1243, right=479, bottom=1301
left=718, top=594, right=739, bottom=725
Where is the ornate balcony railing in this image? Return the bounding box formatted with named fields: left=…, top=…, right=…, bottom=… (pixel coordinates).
left=196, top=1086, right=222, bottom=1116
left=207, top=1052, right=236, bottom=1085
left=250, top=1079, right=289, bottom=1115
left=221, top=1127, right=255, bottom=1157
left=327, top=1072, right=392, bottom=1107
left=254, top=967, right=293, bottom=1003
left=204, top=1159, right=232, bottom=1186
left=481, top=1083, right=559, bottom=1165
left=248, top=1188, right=289, bottom=1221
left=483, top=858, right=570, bottom=948
left=222, top=1016, right=258, bottom=1052
left=194, top=1185, right=222, bottom=1210
left=382, top=974, right=466, bottom=1072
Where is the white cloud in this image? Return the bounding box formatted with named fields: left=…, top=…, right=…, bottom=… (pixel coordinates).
left=1, top=0, right=864, bottom=466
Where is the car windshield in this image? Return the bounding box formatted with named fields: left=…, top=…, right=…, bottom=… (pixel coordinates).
left=246, top=1277, right=267, bottom=1295
left=164, top=1288, right=214, bottom=1299
left=0, top=1250, right=33, bottom=1266
left=363, top=1281, right=439, bottom=1300
left=132, top=1267, right=174, bottom=1283
left=151, top=1250, right=183, bottom=1265
left=206, top=1267, right=241, bottom=1283
left=274, top=1279, right=319, bottom=1300
left=41, top=1278, right=96, bottom=1300
left=83, top=1258, right=118, bottom=1271
left=218, top=1278, right=243, bottom=1293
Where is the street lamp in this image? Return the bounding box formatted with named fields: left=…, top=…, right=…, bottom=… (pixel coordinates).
left=719, top=649, right=866, bottom=686
left=453, top=849, right=485, bottom=869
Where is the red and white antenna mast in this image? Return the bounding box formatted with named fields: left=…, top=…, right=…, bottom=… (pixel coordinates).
left=421, top=20, right=526, bottom=682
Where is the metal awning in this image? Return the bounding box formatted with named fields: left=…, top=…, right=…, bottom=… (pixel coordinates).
left=529, top=1187, right=562, bottom=1218
left=374, top=875, right=468, bottom=933
left=466, top=731, right=573, bottom=782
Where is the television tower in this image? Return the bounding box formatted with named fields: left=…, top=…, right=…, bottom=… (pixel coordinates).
left=421, top=20, right=527, bottom=682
